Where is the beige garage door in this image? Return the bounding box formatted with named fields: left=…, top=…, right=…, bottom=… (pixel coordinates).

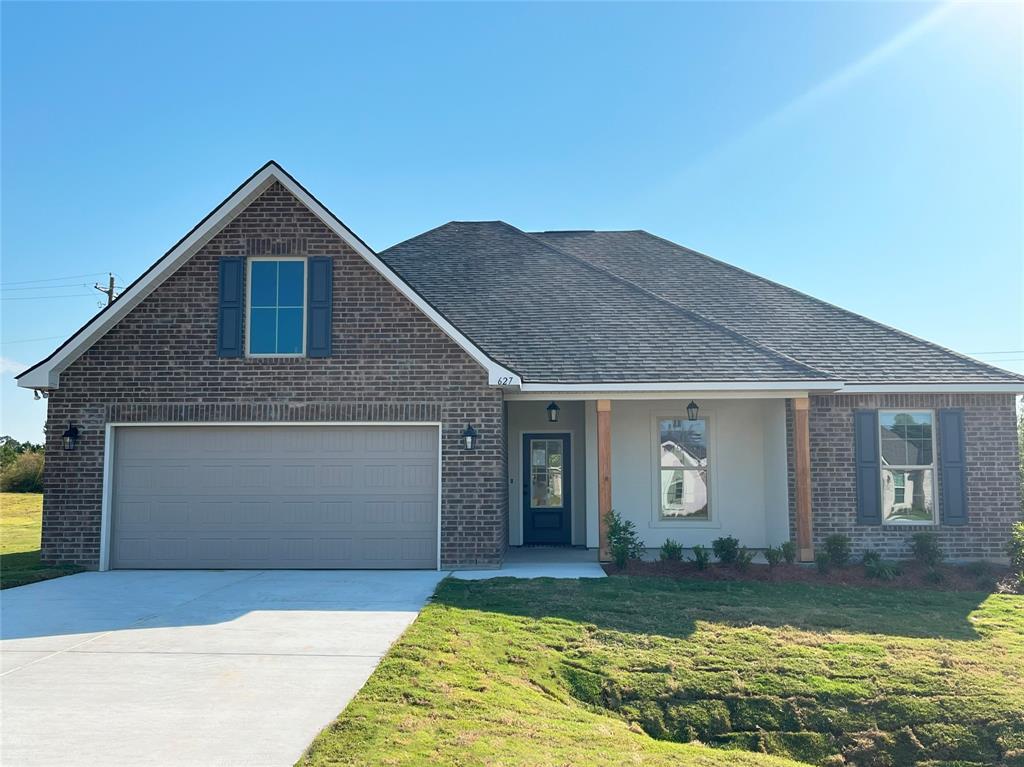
left=110, top=425, right=439, bottom=569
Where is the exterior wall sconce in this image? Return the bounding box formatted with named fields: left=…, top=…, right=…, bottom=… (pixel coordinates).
left=546, top=402, right=560, bottom=423
left=62, top=422, right=81, bottom=451
left=461, top=423, right=478, bottom=450
left=686, top=400, right=699, bottom=421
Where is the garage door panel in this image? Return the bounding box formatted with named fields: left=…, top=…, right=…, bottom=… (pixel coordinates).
left=111, top=425, right=438, bottom=569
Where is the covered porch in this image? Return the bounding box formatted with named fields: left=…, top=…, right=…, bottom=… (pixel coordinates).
left=504, top=391, right=815, bottom=562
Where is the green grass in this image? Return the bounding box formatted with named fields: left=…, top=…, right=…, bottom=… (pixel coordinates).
left=301, top=576, right=1024, bottom=767
left=0, top=493, right=82, bottom=588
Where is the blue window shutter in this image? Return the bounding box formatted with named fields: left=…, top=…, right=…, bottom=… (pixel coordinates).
left=306, top=256, right=333, bottom=358
left=938, top=409, right=968, bottom=526
left=217, top=257, right=244, bottom=358
left=854, top=410, right=882, bottom=525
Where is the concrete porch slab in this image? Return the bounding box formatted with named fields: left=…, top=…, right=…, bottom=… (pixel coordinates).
left=451, top=546, right=607, bottom=580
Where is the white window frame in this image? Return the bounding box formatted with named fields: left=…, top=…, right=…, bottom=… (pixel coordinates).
left=245, top=256, right=308, bottom=358
left=652, top=414, right=713, bottom=524
left=878, top=408, right=938, bottom=526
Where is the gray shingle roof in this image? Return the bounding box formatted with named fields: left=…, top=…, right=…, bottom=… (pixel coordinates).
left=379, top=222, right=1022, bottom=386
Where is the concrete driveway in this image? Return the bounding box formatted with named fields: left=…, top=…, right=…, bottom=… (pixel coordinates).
left=0, top=569, right=446, bottom=767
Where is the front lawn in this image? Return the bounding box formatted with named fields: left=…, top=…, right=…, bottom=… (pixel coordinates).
left=301, top=576, right=1024, bottom=767
left=0, top=493, right=82, bottom=588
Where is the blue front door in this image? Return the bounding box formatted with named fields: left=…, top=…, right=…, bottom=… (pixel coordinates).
left=522, top=433, right=571, bottom=545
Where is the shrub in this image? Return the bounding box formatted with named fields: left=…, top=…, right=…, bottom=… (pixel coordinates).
left=659, top=538, right=684, bottom=562
left=764, top=545, right=783, bottom=569
left=0, top=451, right=44, bottom=493
left=691, top=544, right=710, bottom=571
left=862, top=549, right=882, bottom=566
left=924, top=566, right=945, bottom=585
left=865, top=558, right=901, bottom=581
left=605, top=510, right=645, bottom=568
left=815, top=551, right=831, bottom=575
left=911, top=532, right=944, bottom=566
left=736, top=547, right=755, bottom=572
left=712, top=535, right=740, bottom=565
left=823, top=534, right=852, bottom=567
left=1008, top=522, right=1024, bottom=580
left=780, top=540, right=797, bottom=565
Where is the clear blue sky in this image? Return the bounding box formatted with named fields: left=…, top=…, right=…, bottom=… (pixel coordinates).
left=2, top=1, right=1021, bottom=442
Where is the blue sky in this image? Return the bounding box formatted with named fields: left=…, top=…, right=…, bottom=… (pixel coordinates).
left=2, top=1, right=1021, bottom=441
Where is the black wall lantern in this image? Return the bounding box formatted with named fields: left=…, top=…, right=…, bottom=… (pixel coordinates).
left=686, top=400, right=700, bottom=422
left=61, top=422, right=81, bottom=451
left=546, top=402, right=561, bottom=423
left=461, top=423, right=478, bottom=450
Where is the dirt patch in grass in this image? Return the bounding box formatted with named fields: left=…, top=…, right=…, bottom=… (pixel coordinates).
left=605, top=558, right=1016, bottom=593
left=302, top=576, right=1023, bottom=767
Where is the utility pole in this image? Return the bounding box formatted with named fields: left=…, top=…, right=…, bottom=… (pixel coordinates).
left=94, top=273, right=121, bottom=305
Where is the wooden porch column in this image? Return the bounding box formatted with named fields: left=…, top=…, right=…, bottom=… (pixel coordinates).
left=793, top=397, right=814, bottom=562
left=597, top=399, right=612, bottom=561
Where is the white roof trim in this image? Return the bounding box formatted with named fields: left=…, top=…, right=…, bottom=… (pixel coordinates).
left=838, top=383, right=1024, bottom=394
left=16, top=162, right=522, bottom=389
left=515, top=380, right=845, bottom=393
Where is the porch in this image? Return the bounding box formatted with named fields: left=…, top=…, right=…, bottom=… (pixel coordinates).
left=504, top=393, right=815, bottom=562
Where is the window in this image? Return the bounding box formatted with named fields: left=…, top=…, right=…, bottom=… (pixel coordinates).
left=658, top=418, right=709, bottom=520
left=247, top=259, right=306, bottom=355
left=879, top=410, right=936, bottom=524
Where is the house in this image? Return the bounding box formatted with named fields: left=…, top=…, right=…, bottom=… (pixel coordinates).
left=16, top=161, right=1023, bottom=570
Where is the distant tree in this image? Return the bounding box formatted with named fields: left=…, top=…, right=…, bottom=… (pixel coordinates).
left=0, top=435, right=43, bottom=470
left=0, top=451, right=44, bottom=492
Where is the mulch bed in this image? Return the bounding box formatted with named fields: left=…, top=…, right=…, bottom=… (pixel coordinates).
left=603, top=558, right=1021, bottom=593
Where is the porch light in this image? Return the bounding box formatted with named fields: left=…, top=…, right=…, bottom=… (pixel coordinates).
left=686, top=400, right=699, bottom=421
left=546, top=402, right=561, bottom=423
left=61, top=422, right=80, bottom=451
left=461, top=423, right=479, bottom=450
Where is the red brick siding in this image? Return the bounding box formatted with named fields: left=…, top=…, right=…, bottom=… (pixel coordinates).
left=42, top=182, right=507, bottom=568
left=787, top=393, right=1021, bottom=560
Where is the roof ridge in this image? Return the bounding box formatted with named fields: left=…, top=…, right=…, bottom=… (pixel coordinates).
left=504, top=223, right=838, bottom=381
left=631, top=230, right=1024, bottom=383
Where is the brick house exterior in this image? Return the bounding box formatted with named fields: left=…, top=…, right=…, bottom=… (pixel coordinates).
left=41, top=181, right=507, bottom=568
left=18, top=162, right=1022, bottom=571
left=804, top=393, right=1020, bottom=560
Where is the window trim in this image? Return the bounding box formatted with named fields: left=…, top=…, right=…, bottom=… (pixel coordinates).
left=245, top=256, right=308, bottom=358
left=877, top=408, right=938, bottom=526
left=652, top=414, right=714, bottom=525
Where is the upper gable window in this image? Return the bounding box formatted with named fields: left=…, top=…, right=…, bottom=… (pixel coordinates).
left=247, top=258, right=306, bottom=356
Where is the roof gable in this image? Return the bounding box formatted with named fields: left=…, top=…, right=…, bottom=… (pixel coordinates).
left=17, top=162, right=521, bottom=389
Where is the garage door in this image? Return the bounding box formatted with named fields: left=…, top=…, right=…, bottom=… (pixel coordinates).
left=109, top=425, right=439, bottom=569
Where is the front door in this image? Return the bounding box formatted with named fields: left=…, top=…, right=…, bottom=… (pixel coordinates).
left=522, top=433, right=571, bottom=545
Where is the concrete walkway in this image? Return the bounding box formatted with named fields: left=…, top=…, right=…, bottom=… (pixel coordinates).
left=452, top=546, right=607, bottom=580
left=0, top=570, right=445, bottom=767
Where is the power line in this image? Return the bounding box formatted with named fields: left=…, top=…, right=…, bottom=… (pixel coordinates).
left=1, top=283, right=91, bottom=292
left=1, top=293, right=97, bottom=301
left=0, top=272, right=110, bottom=287
left=0, top=335, right=66, bottom=345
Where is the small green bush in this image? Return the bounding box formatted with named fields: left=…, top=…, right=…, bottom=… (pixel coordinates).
left=815, top=551, right=831, bottom=575
left=659, top=538, right=684, bottom=562
left=1008, top=522, right=1024, bottom=580
left=712, top=535, right=740, bottom=565
left=764, top=545, right=783, bottom=569
left=861, top=548, right=882, bottom=565
left=924, top=566, right=945, bottom=584
left=691, top=544, right=710, bottom=570
left=0, top=450, right=44, bottom=493
left=735, top=547, right=755, bottom=572
left=865, top=558, right=901, bottom=581
left=605, top=510, right=645, bottom=568
left=780, top=540, right=797, bottom=564
left=823, top=534, right=852, bottom=567
left=911, top=531, right=944, bottom=566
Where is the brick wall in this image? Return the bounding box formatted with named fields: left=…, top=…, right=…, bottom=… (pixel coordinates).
left=798, top=392, right=1021, bottom=560
left=42, top=181, right=507, bottom=569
